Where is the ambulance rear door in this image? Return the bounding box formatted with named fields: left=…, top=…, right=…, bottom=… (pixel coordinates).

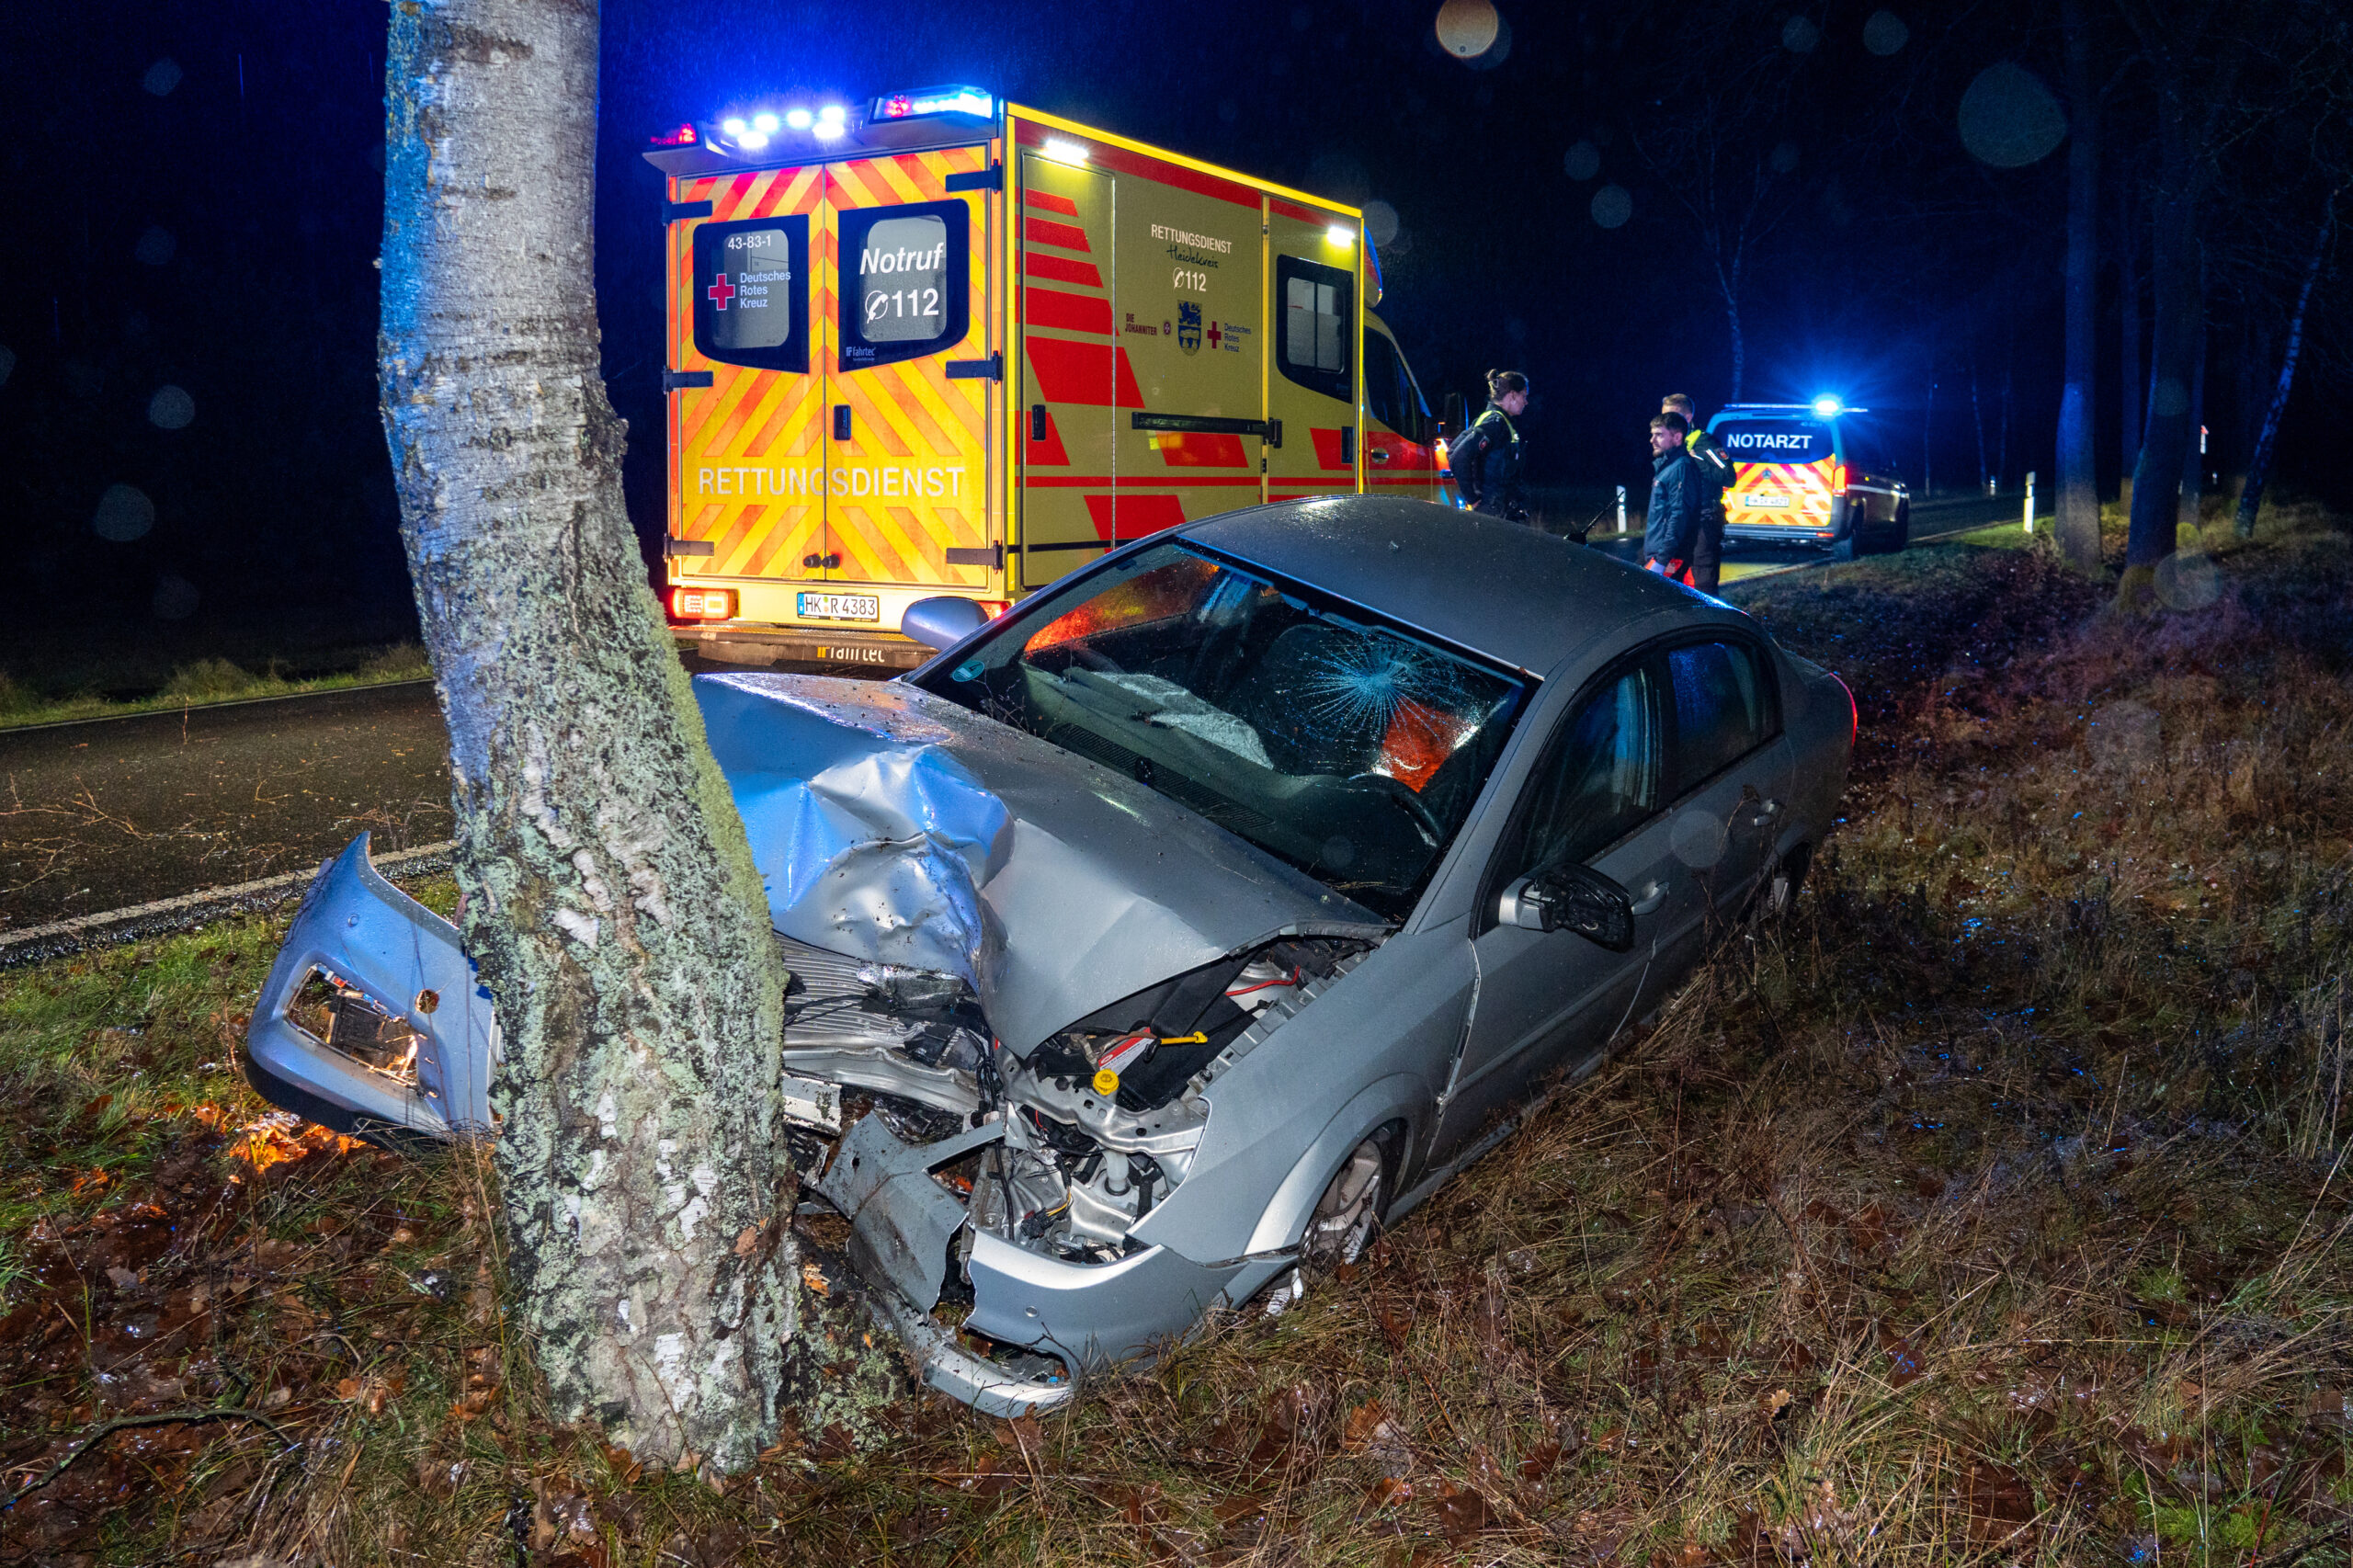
left=1713, top=414, right=1837, bottom=539
left=1363, top=315, right=1442, bottom=505
left=1266, top=202, right=1362, bottom=503
left=824, top=146, right=996, bottom=608
left=668, top=165, right=829, bottom=602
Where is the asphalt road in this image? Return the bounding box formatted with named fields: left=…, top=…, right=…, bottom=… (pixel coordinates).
left=0, top=682, right=457, bottom=931
left=1, top=494, right=2033, bottom=928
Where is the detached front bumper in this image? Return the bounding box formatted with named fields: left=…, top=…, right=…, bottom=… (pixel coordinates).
left=241, top=835, right=498, bottom=1144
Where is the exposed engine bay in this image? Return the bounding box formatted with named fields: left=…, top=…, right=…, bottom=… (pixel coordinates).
left=780, top=929, right=1377, bottom=1305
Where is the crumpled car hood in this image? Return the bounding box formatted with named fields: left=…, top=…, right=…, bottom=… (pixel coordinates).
left=694, top=673, right=1383, bottom=1054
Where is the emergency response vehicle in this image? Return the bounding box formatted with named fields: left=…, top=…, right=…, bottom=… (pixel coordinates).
left=644, top=88, right=1448, bottom=668
left=1709, top=402, right=1910, bottom=559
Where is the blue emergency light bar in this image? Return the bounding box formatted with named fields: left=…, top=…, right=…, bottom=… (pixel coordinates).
left=871, top=86, right=995, bottom=121
left=1721, top=402, right=1870, bottom=415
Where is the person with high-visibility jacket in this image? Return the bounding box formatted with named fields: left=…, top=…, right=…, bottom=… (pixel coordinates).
left=1664, top=392, right=1733, bottom=592
left=1450, top=369, right=1529, bottom=520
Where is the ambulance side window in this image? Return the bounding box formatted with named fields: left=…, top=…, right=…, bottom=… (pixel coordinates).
left=838, top=200, right=971, bottom=370
left=1277, top=256, right=1352, bottom=403
left=692, top=216, right=810, bottom=374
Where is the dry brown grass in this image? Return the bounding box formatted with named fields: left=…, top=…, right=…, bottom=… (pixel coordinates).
left=3, top=503, right=2348, bottom=1566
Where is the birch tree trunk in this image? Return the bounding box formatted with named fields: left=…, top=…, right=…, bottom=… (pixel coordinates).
left=378, top=0, right=802, bottom=1474
left=2053, top=0, right=2103, bottom=571
left=2234, top=204, right=2335, bottom=537
left=2118, top=197, right=2143, bottom=506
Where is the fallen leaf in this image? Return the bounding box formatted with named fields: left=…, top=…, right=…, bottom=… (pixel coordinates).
left=1427, top=1479, right=1493, bottom=1544
left=1761, top=1386, right=1794, bottom=1417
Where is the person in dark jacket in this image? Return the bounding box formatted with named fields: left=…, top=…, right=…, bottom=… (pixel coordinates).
left=1664, top=393, right=1733, bottom=592
left=1644, top=413, right=1703, bottom=585
left=1449, top=369, right=1529, bottom=520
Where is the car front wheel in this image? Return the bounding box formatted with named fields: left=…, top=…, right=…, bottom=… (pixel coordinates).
left=1303, top=1136, right=1387, bottom=1267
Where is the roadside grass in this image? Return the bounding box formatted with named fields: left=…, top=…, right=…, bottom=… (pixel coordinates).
left=3, top=505, right=2349, bottom=1564
left=0, top=643, right=430, bottom=732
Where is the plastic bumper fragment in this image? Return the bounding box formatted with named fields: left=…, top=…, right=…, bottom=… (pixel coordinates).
left=962, top=1229, right=1248, bottom=1374
left=814, top=1114, right=1004, bottom=1312
left=241, top=835, right=498, bottom=1143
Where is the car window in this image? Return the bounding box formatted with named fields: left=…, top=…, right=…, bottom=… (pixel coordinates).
left=1363, top=331, right=1404, bottom=433
left=1510, top=665, right=1664, bottom=880
left=1714, top=420, right=1832, bottom=465
left=917, top=540, right=1529, bottom=920
left=1665, top=640, right=1770, bottom=791
left=693, top=215, right=811, bottom=374
left=1277, top=256, right=1353, bottom=403
left=837, top=199, right=972, bottom=369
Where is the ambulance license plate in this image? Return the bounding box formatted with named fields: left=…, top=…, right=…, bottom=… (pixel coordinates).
left=1742, top=494, right=1790, bottom=508
left=798, top=592, right=881, bottom=622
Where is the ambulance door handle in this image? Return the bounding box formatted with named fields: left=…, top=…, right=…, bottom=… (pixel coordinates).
left=833, top=405, right=852, bottom=442
left=1030, top=404, right=1048, bottom=443
left=1369, top=447, right=1392, bottom=463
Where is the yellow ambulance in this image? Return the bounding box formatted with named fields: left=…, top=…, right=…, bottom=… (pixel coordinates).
left=643, top=87, right=1449, bottom=668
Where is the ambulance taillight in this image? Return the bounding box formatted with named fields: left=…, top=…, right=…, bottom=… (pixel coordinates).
left=671, top=588, right=736, bottom=620
left=977, top=600, right=1012, bottom=621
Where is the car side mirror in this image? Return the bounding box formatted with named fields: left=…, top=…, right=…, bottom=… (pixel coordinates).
left=1497, top=863, right=1636, bottom=950
left=901, top=596, right=989, bottom=653
left=1442, top=392, right=1467, bottom=440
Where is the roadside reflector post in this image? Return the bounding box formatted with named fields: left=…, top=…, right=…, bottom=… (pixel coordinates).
left=1616, top=485, right=1627, bottom=531
left=2023, top=471, right=2036, bottom=534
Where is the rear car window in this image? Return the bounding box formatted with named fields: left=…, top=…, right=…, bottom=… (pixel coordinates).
left=1515, top=666, right=1664, bottom=875
left=1715, top=420, right=1831, bottom=464
left=693, top=215, right=810, bottom=373
left=838, top=200, right=971, bottom=369
left=1666, top=641, right=1771, bottom=790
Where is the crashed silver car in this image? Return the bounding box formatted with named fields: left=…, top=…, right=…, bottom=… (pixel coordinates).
left=243, top=497, right=1852, bottom=1414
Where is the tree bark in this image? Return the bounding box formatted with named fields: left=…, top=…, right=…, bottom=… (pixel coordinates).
left=2177, top=289, right=2207, bottom=534
left=2121, top=115, right=2202, bottom=602
left=2054, top=0, right=2103, bottom=570
left=2118, top=185, right=2143, bottom=504
left=2235, top=203, right=2335, bottom=536
left=378, top=0, right=805, bottom=1474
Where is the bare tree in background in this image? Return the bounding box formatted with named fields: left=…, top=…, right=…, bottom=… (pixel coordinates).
left=2234, top=197, right=2338, bottom=536
left=377, top=0, right=895, bottom=1473
left=2053, top=0, right=2103, bottom=570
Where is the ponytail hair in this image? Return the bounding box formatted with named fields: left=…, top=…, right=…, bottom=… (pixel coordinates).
left=1487, top=369, right=1529, bottom=399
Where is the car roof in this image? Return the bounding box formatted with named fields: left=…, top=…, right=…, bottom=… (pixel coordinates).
left=1177, top=496, right=1744, bottom=676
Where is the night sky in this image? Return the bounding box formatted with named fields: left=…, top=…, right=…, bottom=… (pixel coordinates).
left=1, top=0, right=2343, bottom=651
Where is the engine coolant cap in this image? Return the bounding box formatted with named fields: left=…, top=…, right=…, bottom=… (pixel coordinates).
left=1092, top=1069, right=1120, bottom=1096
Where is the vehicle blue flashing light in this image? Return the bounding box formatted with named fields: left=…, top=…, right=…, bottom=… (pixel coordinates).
left=752, top=111, right=779, bottom=134
left=785, top=107, right=813, bottom=130
left=721, top=116, right=747, bottom=137
left=1811, top=395, right=1844, bottom=418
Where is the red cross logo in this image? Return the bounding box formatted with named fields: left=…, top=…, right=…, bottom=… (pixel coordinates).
left=706, top=272, right=736, bottom=311
left=1207, top=320, right=1223, bottom=349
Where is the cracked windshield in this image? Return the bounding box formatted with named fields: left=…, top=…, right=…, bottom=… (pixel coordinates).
left=918, top=543, right=1527, bottom=916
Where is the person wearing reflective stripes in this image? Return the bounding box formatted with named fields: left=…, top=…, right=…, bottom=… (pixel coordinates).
left=1664, top=393, right=1732, bottom=593
left=1644, top=412, right=1703, bottom=585
left=1449, top=369, right=1529, bottom=521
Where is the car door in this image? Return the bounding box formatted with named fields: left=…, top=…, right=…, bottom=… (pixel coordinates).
left=1653, top=637, right=1791, bottom=960
left=1433, top=660, right=1674, bottom=1157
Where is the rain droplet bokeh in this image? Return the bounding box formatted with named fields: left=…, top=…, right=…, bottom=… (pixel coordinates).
left=93, top=484, right=156, bottom=542
left=149, top=385, right=196, bottom=429
left=1769, top=141, right=1802, bottom=175
left=1958, top=62, right=2067, bottom=168
left=1435, top=0, right=1501, bottom=60
left=1563, top=141, right=1601, bottom=181
left=1362, top=200, right=1400, bottom=247
left=142, top=58, right=183, bottom=97
left=134, top=226, right=176, bottom=267
left=1862, top=10, right=1909, bottom=55
left=1781, top=16, right=1821, bottom=52
left=1591, top=185, right=1633, bottom=230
